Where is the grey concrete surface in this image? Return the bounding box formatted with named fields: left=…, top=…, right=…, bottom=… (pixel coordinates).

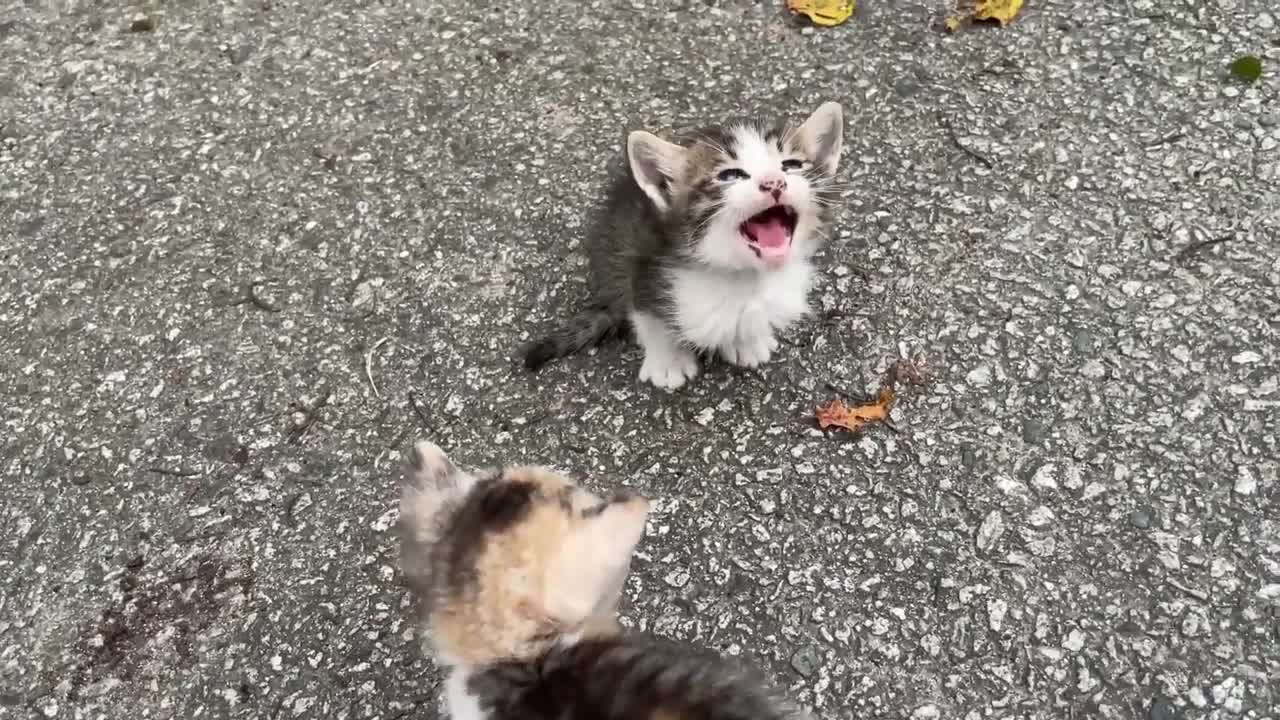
left=2, top=0, right=1278, bottom=718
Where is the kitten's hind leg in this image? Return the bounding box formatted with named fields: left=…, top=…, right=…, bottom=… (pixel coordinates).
left=631, top=311, right=699, bottom=390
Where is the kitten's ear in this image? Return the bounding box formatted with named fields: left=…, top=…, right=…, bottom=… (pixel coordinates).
left=797, top=101, right=844, bottom=176
left=403, top=440, right=460, bottom=491
left=399, top=440, right=474, bottom=542
left=627, top=131, right=687, bottom=213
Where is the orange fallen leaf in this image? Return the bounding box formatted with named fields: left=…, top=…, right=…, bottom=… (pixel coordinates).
left=815, top=387, right=894, bottom=432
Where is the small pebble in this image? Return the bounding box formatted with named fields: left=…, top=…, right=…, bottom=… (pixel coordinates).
left=1062, top=629, right=1085, bottom=652
left=1021, top=418, right=1046, bottom=444
left=987, top=598, right=1008, bottom=631
left=1234, top=467, right=1257, bottom=496
left=1072, top=329, right=1094, bottom=352
left=911, top=704, right=941, bottom=720
left=976, top=510, right=1005, bottom=554
left=1129, top=506, right=1154, bottom=529
left=1031, top=463, right=1058, bottom=490
left=1148, top=696, right=1178, bottom=720
left=965, top=365, right=992, bottom=387
left=790, top=646, right=821, bottom=678
left=1027, top=506, right=1056, bottom=528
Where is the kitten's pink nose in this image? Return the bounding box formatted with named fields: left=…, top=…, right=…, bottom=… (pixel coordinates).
left=759, top=175, right=787, bottom=200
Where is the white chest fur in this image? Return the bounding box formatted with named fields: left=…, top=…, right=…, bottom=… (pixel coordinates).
left=668, top=259, right=813, bottom=353
left=444, top=669, right=488, bottom=720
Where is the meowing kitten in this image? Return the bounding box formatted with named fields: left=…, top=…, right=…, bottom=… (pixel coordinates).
left=522, top=101, right=845, bottom=390
left=395, top=439, right=811, bottom=720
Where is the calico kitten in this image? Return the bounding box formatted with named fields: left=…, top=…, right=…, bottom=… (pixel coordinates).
left=396, top=439, right=811, bottom=720
left=522, top=102, right=845, bottom=390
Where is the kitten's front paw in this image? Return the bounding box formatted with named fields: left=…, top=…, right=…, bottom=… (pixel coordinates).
left=639, top=346, right=699, bottom=390
left=721, top=333, right=779, bottom=368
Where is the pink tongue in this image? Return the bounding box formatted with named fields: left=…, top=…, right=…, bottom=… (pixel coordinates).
left=747, top=216, right=790, bottom=249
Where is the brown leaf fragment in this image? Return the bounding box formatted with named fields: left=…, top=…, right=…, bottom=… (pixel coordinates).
left=815, top=387, right=894, bottom=432
left=889, top=356, right=936, bottom=387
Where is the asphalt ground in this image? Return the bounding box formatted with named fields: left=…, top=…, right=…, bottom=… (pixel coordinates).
left=1, top=1, right=1278, bottom=719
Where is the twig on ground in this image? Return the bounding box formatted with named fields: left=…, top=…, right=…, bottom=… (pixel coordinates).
left=1173, top=234, right=1232, bottom=265
left=364, top=337, right=391, bottom=398
left=1167, top=577, right=1209, bottom=602
left=147, top=466, right=202, bottom=478
left=936, top=112, right=994, bottom=169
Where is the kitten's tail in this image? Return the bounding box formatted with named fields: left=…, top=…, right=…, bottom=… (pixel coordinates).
left=522, top=306, right=625, bottom=371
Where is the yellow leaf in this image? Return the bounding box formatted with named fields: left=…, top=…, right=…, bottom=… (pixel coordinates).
left=972, top=0, right=1024, bottom=26
left=786, top=0, right=856, bottom=27
left=944, top=15, right=962, bottom=32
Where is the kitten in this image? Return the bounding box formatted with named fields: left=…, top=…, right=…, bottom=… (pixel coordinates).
left=396, top=439, right=812, bottom=720
left=522, top=102, right=844, bottom=390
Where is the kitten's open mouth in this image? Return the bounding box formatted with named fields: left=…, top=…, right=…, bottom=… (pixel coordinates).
left=740, top=205, right=798, bottom=264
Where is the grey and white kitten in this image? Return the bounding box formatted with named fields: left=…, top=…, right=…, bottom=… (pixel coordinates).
left=396, top=439, right=812, bottom=720
left=522, top=102, right=844, bottom=390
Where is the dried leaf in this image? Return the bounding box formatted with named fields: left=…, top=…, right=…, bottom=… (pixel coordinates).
left=889, top=356, right=936, bottom=387
left=786, top=0, right=856, bottom=27
left=947, top=0, right=1022, bottom=31
left=815, top=387, right=894, bottom=432
left=973, top=0, right=1023, bottom=26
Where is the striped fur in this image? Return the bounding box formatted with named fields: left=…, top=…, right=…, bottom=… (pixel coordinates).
left=467, top=635, right=809, bottom=720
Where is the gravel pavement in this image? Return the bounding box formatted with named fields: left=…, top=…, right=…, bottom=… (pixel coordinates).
left=2, top=1, right=1278, bottom=719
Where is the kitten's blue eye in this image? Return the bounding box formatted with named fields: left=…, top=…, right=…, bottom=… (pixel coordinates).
left=717, top=168, right=749, bottom=182
left=781, top=159, right=804, bottom=172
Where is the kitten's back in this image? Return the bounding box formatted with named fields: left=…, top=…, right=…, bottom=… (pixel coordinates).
left=467, top=635, right=808, bottom=720
left=521, top=154, right=668, bottom=371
